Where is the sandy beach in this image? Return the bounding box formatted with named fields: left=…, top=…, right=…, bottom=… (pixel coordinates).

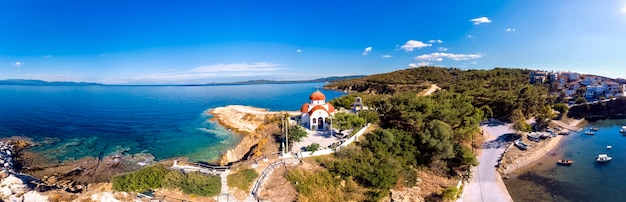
left=499, top=119, right=583, bottom=174
left=500, top=134, right=564, bottom=174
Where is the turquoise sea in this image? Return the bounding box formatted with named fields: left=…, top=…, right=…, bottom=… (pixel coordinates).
left=506, top=119, right=626, bottom=202
left=0, top=83, right=344, bottom=163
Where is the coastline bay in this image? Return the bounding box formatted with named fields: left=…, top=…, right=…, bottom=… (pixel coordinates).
left=0, top=83, right=344, bottom=163
left=505, top=119, right=626, bottom=201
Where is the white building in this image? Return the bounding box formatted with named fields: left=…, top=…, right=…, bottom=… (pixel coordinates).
left=300, top=91, right=336, bottom=131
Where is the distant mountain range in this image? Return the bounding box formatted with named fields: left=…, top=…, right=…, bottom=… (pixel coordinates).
left=0, top=75, right=365, bottom=86
left=0, top=79, right=103, bottom=86
left=216, top=75, right=366, bottom=85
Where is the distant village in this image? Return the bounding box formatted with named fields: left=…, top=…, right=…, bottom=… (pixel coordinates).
left=530, top=71, right=626, bottom=103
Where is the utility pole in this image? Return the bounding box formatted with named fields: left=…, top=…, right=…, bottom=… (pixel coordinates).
left=285, top=115, right=289, bottom=154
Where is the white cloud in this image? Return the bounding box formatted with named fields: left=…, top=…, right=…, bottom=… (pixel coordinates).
left=438, top=47, right=448, bottom=52
left=11, top=62, right=22, bottom=67
left=471, top=61, right=478, bottom=65
left=381, top=54, right=393, bottom=58
left=470, top=17, right=492, bottom=25
left=428, top=39, right=443, bottom=44
left=466, top=35, right=475, bottom=39
left=400, top=40, right=432, bottom=52
left=506, top=28, right=516, bottom=32
left=414, top=52, right=484, bottom=61
left=133, top=62, right=282, bottom=83
left=362, top=47, right=372, bottom=55
left=188, top=62, right=280, bottom=73
left=296, top=49, right=302, bottom=53
left=409, top=62, right=431, bottom=67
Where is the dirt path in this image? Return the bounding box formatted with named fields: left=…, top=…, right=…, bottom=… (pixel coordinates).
left=418, top=84, right=441, bottom=96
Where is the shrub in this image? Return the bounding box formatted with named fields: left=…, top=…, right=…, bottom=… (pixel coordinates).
left=162, top=170, right=186, bottom=188
left=305, top=143, right=320, bottom=153
left=112, top=165, right=221, bottom=197
left=285, top=168, right=346, bottom=202
left=112, top=165, right=169, bottom=193
left=181, top=171, right=221, bottom=197
left=227, top=169, right=259, bottom=191
left=442, top=186, right=460, bottom=200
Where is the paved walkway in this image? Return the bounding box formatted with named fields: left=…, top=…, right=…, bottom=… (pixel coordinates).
left=461, top=121, right=514, bottom=202
left=291, top=130, right=342, bottom=152
left=552, top=119, right=583, bottom=132
left=250, top=158, right=300, bottom=201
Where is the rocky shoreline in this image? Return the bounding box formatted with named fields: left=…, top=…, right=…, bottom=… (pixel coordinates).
left=0, top=137, right=161, bottom=201
left=0, top=105, right=292, bottom=201
left=208, top=105, right=297, bottom=165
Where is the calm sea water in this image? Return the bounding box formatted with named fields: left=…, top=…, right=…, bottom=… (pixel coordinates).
left=506, top=119, right=626, bottom=202
left=0, top=83, right=343, bottom=163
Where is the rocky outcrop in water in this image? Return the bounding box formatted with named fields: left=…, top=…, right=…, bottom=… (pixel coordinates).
left=0, top=141, right=16, bottom=172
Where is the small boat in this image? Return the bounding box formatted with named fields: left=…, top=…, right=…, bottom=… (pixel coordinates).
left=557, top=159, right=574, bottom=165
left=607, top=146, right=612, bottom=149
left=621, top=129, right=624, bottom=133
left=585, top=131, right=595, bottom=135
left=590, top=127, right=599, bottom=131
left=596, top=154, right=612, bottom=163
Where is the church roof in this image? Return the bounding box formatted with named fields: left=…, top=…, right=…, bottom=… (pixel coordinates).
left=328, top=103, right=336, bottom=113
left=309, top=105, right=329, bottom=115
left=300, top=103, right=309, bottom=113
left=309, top=91, right=326, bottom=101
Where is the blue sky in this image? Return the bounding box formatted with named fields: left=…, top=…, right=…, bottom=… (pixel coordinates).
left=1, top=0, right=626, bottom=84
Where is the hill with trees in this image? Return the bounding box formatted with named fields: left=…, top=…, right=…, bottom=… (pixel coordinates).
left=281, top=66, right=557, bottom=201
left=326, top=66, right=551, bottom=120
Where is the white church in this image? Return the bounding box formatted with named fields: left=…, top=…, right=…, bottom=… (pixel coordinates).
left=300, top=91, right=336, bottom=131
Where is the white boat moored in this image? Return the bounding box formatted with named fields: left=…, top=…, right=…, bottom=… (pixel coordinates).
left=596, top=154, right=612, bottom=163
left=607, top=145, right=612, bottom=149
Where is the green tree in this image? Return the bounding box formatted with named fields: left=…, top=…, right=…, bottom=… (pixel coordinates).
left=421, top=120, right=455, bottom=161
left=288, top=125, right=308, bottom=144
left=305, top=143, right=320, bottom=152
left=357, top=110, right=380, bottom=124
left=480, top=105, right=493, bottom=119
left=510, top=109, right=531, bottom=132
left=575, top=97, right=587, bottom=104
left=329, top=94, right=358, bottom=109
left=535, top=105, right=556, bottom=131
left=553, top=103, right=569, bottom=115
left=332, top=112, right=366, bottom=133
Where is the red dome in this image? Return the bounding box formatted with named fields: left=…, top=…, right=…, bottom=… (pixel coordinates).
left=328, top=103, right=336, bottom=113
left=309, top=91, right=326, bottom=100
left=300, top=103, right=309, bottom=113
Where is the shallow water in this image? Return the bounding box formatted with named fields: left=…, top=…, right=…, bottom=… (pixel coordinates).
left=0, top=83, right=344, bottom=163
left=505, top=119, right=626, bottom=201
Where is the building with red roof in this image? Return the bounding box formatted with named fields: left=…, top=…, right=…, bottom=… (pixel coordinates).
left=300, top=90, right=336, bottom=131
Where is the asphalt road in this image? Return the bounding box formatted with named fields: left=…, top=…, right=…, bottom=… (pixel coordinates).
left=461, top=122, right=514, bottom=202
